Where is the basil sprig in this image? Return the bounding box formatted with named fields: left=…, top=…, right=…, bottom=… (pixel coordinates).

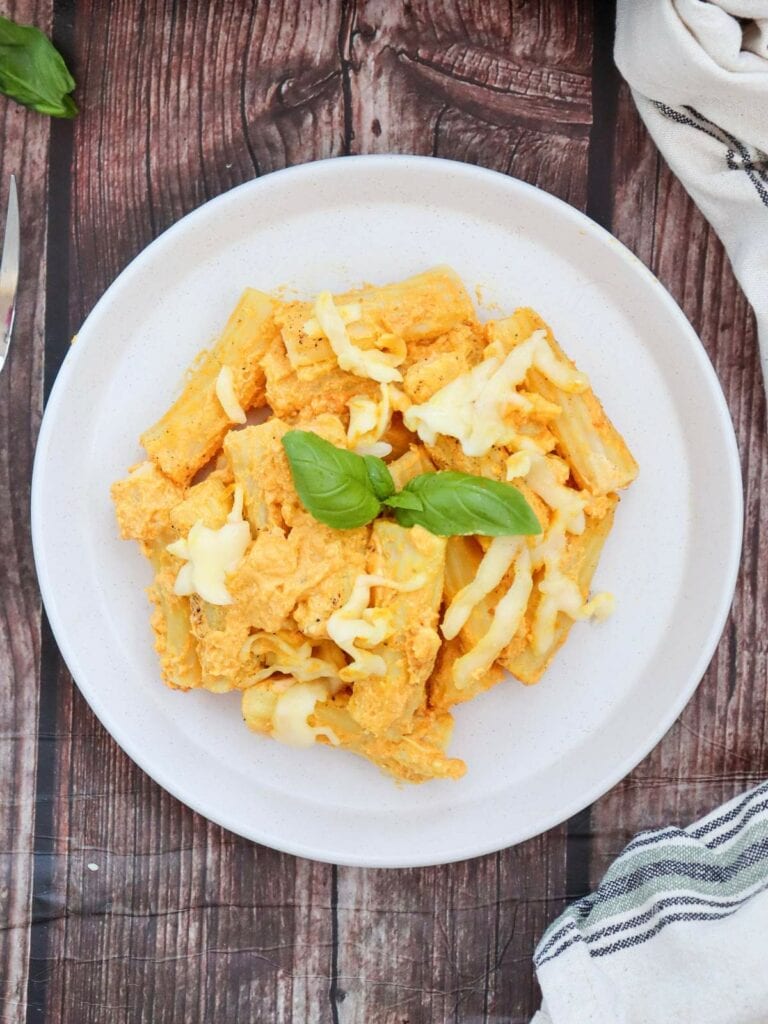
left=393, top=471, right=541, bottom=536
left=362, top=454, right=395, bottom=501
left=282, top=430, right=541, bottom=538
left=281, top=430, right=381, bottom=529
left=0, top=15, right=77, bottom=119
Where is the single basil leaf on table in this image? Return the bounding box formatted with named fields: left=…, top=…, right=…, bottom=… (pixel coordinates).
left=282, top=429, right=381, bottom=529
left=363, top=454, right=396, bottom=501
left=394, top=471, right=542, bottom=537
left=0, top=15, right=78, bottom=118
left=383, top=491, right=423, bottom=512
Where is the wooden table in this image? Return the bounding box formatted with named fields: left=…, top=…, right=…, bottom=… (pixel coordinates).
left=2, top=2, right=765, bottom=1021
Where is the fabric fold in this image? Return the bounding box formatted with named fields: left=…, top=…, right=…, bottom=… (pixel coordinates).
left=615, top=0, right=768, bottom=388
left=532, top=780, right=768, bottom=1023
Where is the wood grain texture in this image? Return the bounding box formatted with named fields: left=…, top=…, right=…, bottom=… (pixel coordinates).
left=2, top=1, right=764, bottom=1022
left=587, top=83, right=768, bottom=881
left=0, top=2, right=51, bottom=1021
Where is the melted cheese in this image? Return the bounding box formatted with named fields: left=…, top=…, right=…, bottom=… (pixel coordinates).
left=404, top=330, right=587, bottom=457
left=327, top=572, right=427, bottom=681
left=505, top=451, right=608, bottom=653
left=271, top=681, right=340, bottom=748
left=346, top=383, right=408, bottom=457
left=508, top=452, right=586, bottom=534
left=442, top=536, right=522, bottom=640
left=347, top=385, right=392, bottom=457
left=583, top=592, right=615, bottom=621
left=215, top=365, right=247, bottom=424
left=241, top=631, right=342, bottom=685
left=452, top=546, right=533, bottom=689
left=303, top=302, right=362, bottom=338
left=167, top=485, right=250, bottom=605
left=530, top=513, right=613, bottom=654
left=313, top=292, right=403, bottom=384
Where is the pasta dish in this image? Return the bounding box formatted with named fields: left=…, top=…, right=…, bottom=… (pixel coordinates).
left=111, top=267, right=637, bottom=783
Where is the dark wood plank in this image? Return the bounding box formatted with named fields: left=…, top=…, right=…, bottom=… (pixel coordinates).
left=333, top=835, right=567, bottom=1024
left=588, top=84, right=768, bottom=878
left=0, top=2, right=53, bottom=1020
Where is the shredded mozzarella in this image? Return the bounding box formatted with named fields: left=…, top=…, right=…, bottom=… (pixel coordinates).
left=167, top=485, right=250, bottom=605
left=404, top=330, right=587, bottom=457
left=452, top=546, right=533, bottom=689
left=271, top=681, right=340, bottom=748
left=442, top=537, right=522, bottom=640
left=327, top=572, right=427, bottom=681
left=313, top=292, right=403, bottom=384
left=215, top=365, right=247, bottom=424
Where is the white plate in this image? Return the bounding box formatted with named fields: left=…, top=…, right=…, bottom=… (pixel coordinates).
left=32, top=156, right=742, bottom=868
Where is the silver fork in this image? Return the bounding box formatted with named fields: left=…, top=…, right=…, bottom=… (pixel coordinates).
left=0, top=175, right=19, bottom=376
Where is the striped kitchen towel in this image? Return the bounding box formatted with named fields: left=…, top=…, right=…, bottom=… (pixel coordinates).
left=531, top=780, right=768, bottom=1023
left=615, top=0, right=768, bottom=389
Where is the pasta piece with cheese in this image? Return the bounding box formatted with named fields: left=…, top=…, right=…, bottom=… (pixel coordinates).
left=404, top=326, right=586, bottom=457
left=313, top=292, right=405, bottom=384
left=224, top=418, right=293, bottom=532
left=169, top=469, right=234, bottom=536
left=438, top=536, right=529, bottom=704
left=241, top=630, right=344, bottom=688
left=146, top=544, right=203, bottom=691
left=241, top=679, right=341, bottom=747
left=111, top=461, right=184, bottom=551
left=263, top=267, right=476, bottom=418
left=242, top=684, right=465, bottom=782
left=312, top=698, right=466, bottom=783
left=224, top=414, right=348, bottom=532
left=277, top=266, right=472, bottom=382
left=336, top=266, right=476, bottom=345
left=141, top=288, right=279, bottom=485
left=346, top=384, right=407, bottom=457
left=263, top=336, right=382, bottom=420
left=442, top=536, right=524, bottom=641
left=491, top=308, right=638, bottom=493
left=428, top=636, right=505, bottom=712
left=187, top=516, right=370, bottom=688
left=451, top=544, right=533, bottom=691
left=502, top=498, right=617, bottom=684
left=343, top=522, right=446, bottom=737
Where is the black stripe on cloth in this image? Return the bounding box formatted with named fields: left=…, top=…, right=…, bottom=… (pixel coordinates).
left=689, top=783, right=768, bottom=842
left=577, top=888, right=764, bottom=948
left=537, top=899, right=760, bottom=967
left=654, top=101, right=768, bottom=207
left=587, top=837, right=768, bottom=904
left=536, top=919, right=579, bottom=964
left=622, top=827, right=680, bottom=854
left=536, top=836, right=768, bottom=959
left=707, top=799, right=768, bottom=850
left=536, top=888, right=759, bottom=966
left=685, top=105, right=768, bottom=188
left=591, top=904, right=757, bottom=958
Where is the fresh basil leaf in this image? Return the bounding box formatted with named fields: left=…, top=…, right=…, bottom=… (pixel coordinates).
left=394, top=471, right=541, bottom=537
left=383, top=491, right=423, bottom=512
left=0, top=15, right=77, bottom=118
left=282, top=430, right=381, bottom=529
left=363, top=455, right=395, bottom=501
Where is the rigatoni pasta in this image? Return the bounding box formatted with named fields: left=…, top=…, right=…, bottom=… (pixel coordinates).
left=111, top=267, right=637, bottom=783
